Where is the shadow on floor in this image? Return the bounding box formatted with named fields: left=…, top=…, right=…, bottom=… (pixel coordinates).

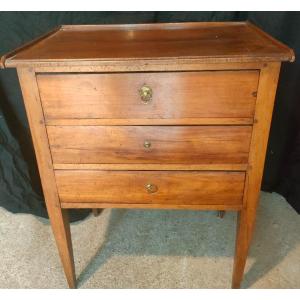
left=242, top=198, right=299, bottom=288
left=76, top=195, right=299, bottom=288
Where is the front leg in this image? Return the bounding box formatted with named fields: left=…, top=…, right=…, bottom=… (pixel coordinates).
left=232, top=208, right=256, bottom=288
left=50, top=208, right=76, bottom=288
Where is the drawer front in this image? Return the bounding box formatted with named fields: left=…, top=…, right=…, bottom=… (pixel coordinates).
left=55, top=170, right=245, bottom=205
left=38, top=71, right=258, bottom=120
left=47, top=125, right=252, bottom=165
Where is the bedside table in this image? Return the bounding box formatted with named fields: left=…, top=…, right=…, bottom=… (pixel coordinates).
left=1, top=22, right=294, bottom=288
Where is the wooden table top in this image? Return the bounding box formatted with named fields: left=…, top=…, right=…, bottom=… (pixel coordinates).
left=1, top=22, right=294, bottom=68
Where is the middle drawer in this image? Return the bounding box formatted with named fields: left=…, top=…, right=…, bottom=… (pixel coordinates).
left=47, top=125, right=252, bottom=165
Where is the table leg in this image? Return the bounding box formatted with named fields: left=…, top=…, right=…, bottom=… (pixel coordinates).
left=232, top=208, right=255, bottom=288
left=217, top=210, right=225, bottom=218
left=231, top=63, right=281, bottom=288
left=50, top=208, right=76, bottom=288
left=17, top=68, right=76, bottom=288
left=92, top=208, right=102, bottom=217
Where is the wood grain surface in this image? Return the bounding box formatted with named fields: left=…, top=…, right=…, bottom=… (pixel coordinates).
left=2, top=22, right=294, bottom=67
left=5, top=21, right=292, bottom=289
left=38, top=71, right=259, bottom=120
left=55, top=170, right=245, bottom=205
left=232, top=62, right=281, bottom=288
left=17, top=68, right=76, bottom=288
left=47, top=125, right=252, bottom=165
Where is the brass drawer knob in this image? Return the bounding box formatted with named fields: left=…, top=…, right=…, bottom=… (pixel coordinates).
left=143, top=140, right=151, bottom=148
left=139, top=84, right=152, bottom=103
left=145, top=183, right=158, bottom=193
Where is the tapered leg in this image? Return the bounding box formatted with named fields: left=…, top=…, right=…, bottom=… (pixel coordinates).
left=217, top=210, right=225, bottom=218
left=49, top=208, right=76, bottom=288
left=231, top=63, right=282, bottom=288
left=232, top=208, right=255, bottom=288
left=17, top=69, right=77, bottom=288
left=92, top=208, right=102, bottom=217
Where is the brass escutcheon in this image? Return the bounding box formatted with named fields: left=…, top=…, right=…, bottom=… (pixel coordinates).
left=144, top=140, right=151, bottom=148
left=139, top=84, right=153, bottom=103
left=145, top=183, right=158, bottom=193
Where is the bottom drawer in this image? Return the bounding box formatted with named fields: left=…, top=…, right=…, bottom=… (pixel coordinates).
left=55, top=170, right=245, bottom=206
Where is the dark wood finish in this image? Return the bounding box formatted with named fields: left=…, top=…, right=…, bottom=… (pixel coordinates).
left=55, top=170, right=245, bottom=206
left=1, top=22, right=294, bottom=68
left=47, top=125, right=252, bottom=165
left=1, top=22, right=293, bottom=289
left=38, top=71, right=258, bottom=120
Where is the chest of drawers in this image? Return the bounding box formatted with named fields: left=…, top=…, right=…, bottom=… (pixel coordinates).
left=1, top=22, right=294, bottom=288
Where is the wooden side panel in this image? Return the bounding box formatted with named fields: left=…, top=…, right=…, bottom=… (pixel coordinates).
left=47, top=125, right=252, bottom=165
left=232, top=62, right=281, bottom=288
left=37, top=71, right=259, bottom=120
left=55, top=170, right=245, bottom=206
left=17, top=68, right=76, bottom=288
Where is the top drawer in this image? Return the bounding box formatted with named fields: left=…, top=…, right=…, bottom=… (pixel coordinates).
left=37, top=71, right=259, bottom=121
